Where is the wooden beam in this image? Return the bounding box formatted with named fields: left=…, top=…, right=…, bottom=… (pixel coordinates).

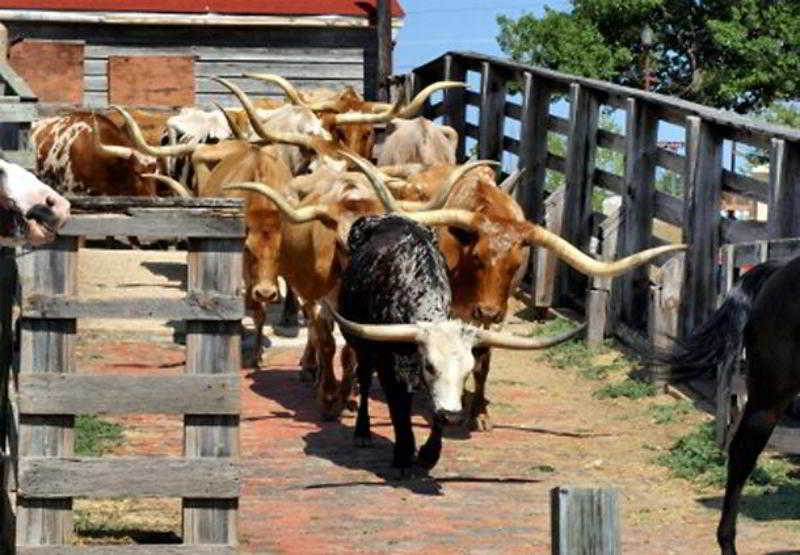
left=18, top=547, right=236, bottom=555
left=681, top=116, right=723, bottom=337
left=18, top=456, right=238, bottom=498
left=443, top=54, right=466, bottom=162
left=376, top=0, right=392, bottom=102
left=17, top=374, right=240, bottom=415
left=59, top=210, right=246, bottom=239
left=551, top=486, right=620, bottom=555
left=477, top=61, right=508, bottom=163
left=767, top=138, right=800, bottom=238
left=618, top=97, right=658, bottom=330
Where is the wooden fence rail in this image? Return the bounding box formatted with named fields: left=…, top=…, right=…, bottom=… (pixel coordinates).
left=406, top=50, right=800, bottom=347
left=2, top=197, right=245, bottom=554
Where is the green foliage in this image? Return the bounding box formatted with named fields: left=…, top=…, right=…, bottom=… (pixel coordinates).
left=594, top=377, right=658, bottom=399
left=76, top=414, right=124, bottom=457
left=497, top=1, right=800, bottom=112
left=655, top=421, right=799, bottom=489
left=648, top=400, right=692, bottom=424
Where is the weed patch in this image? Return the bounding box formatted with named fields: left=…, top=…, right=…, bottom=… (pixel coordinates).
left=594, top=378, right=658, bottom=400
left=76, top=414, right=124, bottom=456
left=649, top=401, right=692, bottom=424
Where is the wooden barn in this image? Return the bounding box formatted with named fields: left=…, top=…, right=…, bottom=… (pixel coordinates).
left=0, top=0, right=405, bottom=109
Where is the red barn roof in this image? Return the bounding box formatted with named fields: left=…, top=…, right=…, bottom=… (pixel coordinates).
left=0, top=0, right=405, bottom=17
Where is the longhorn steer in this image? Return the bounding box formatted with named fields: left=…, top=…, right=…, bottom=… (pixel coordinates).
left=0, top=157, right=70, bottom=246
left=331, top=214, right=585, bottom=475
left=32, top=113, right=159, bottom=196
left=377, top=117, right=458, bottom=167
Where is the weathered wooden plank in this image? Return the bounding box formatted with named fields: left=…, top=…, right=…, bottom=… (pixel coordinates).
left=551, top=486, right=620, bottom=555
left=517, top=72, right=552, bottom=301
left=535, top=186, right=566, bottom=309
left=560, top=83, right=599, bottom=303
left=18, top=457, right=239, bottom=498
left=22, top=292, right=244, bottom=321
left=18, top=374, right=240, bottom=415
left=586, top=289, right=609, bottom=346
left=2, top=149, right=35, bottom=168
left=0, top=102, right=37, bottom=122
left=184, top=238, right=241, bottom=546
left=85, top=45, right=365, bottom=63
left=654, top=147, right=684, bottom=174
left=59, top=211, right=246, bottom=239
left=477, top=62, right=508, bottom=163
left=618, top=97, right=659, bottom=331
left=16, top=237, right=78, bottom=548
left=654, top=190, right=684, bottom=226
left=0, top=62, right=36, bottom=100
left=596, top=128, right=625, bottom=153
left=767, top=138, right=800, bottom=239
left=18, top=546, right=236, bottom=555
left=67, top=196, right=244, bottom=211
left=648, top=253, right=685, bottom=385
left=681, top=116, right=724, bottom=337
left=720, top=219, right=768, bottom=244
left=0, top=247, right=16, bottom=551
left=721, top=168, right=769, bottom=201
left=547, top=114, right=569, bottom=136
left=443, top=54, right=467, bottom=162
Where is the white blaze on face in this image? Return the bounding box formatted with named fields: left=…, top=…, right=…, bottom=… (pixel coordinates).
left=0, top=158, right=70, bottom=246
left=417, top=321, right=476, bottom=415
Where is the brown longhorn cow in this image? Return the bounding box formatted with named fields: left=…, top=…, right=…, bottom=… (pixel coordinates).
left=32, top=113, right=160, bottom=197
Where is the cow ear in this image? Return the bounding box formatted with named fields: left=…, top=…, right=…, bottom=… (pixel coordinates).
left=448, top=226, right=477, bottom=246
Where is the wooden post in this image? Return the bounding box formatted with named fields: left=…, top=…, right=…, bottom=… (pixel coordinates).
left=535, top=186, right=566, bottom=313
left=517, top=72, right=551, bottom=302
left=619, top=98, right=658, bottom=331
left=1, top=246, right=16, bottom=552
left=767, top=138, right=800, bottom=239
left=560, top=84, right=599, bottom=304
left=0, top=23, right=8, bottom=62
left=478, top=61, right=507, bottom=163
left=376, top=0, right=392, bottom=102
left=16, top=238, right=78, bottom=548
left=587, top=204, right=623, bottom=345
left=551, top=486, right=620, bottom=555
left=648, top=253, right=685, bottom=386
left=681, top=116, right=723, bottom=337
left=183, top=238, right=241, bottom=547
left=442, top=54, right=466, bottom=162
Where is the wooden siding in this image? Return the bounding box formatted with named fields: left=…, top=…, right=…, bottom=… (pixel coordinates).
left=8, top=40, right=84, bottom=104
left=5, top=22, right=376, bottom=107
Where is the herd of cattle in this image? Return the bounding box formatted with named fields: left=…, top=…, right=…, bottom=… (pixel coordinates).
left=3, top=74, right=685, bottom=474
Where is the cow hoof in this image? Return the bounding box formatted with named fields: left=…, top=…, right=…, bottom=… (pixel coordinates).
left=470, top=413, right=493, bottom=432
left=319, top=396, right=345, bottom=421
left=415, top=447, right=441, bottom=470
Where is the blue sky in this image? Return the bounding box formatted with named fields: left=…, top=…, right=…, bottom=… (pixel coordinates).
left=394, top=1, right=571, bottom=73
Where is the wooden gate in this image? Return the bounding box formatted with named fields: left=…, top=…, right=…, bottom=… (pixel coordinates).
left=3, top=197, right=245, bottom=553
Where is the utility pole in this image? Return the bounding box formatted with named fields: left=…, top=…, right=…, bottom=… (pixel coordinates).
left=376, top=0, right=392, bottom=102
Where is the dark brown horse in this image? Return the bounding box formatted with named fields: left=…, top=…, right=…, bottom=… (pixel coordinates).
left=655, top=256, right=799, bottom=555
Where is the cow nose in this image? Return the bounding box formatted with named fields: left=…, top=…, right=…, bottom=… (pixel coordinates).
left=252, top=285, right=280, bottom=304
left=472, top=304, right=503, bottom=325
left=435, top=409, right=464, bottom=425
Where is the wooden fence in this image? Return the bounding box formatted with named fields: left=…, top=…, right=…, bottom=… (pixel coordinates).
left=406, top=50, right=800, bottom=348
left=2, top=197, right=245, bottom=554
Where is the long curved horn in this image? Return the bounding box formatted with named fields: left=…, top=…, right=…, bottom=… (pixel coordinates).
left=369, top=81, right=467, bottom=119
left=522, top=222, right=687, bottom=277
left=338, top=150, right=399, bottom=213
left=399, top=160, right=501, bottom=211
left=222, top=182, right=337, bottom=227
left=474, top=322, right=587, bottom=349
left=141, top=173, right=192, bottom=199
left=243, top=73, right=308, bottom=106
left=326, top=301, right=420, bottom=343
left=212, top=76, right=331, bottom=147
left=92, top=115, right=135, bottom=159
left=212, top=101, right=247, bottom=141
left=110, top=105, right=198, bottom=158
left=499, top=167, right=526, bottom=195
left=331, top=96, right=404, bottom=125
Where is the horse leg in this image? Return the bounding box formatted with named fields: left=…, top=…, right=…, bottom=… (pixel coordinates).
left=717, top=399, right=785, bottom=555
left=468, top=347, right=492, bottom=431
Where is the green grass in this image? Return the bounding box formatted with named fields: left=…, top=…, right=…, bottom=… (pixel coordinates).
left=648, top=401, right=692, bottom=424
left=75, top=414, right=124, bottom=457
left=656, top=421, right=800, bottom=493
left=594, top=378, right=659, bottom=400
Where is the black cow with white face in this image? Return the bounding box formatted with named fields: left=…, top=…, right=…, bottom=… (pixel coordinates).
left=333, top=214, right=585, bottom=476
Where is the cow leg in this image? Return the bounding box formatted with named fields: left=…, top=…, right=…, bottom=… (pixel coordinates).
left=353, top=355, right=373, bottom=447
left=717, top=397, right=786, bottom=555
left=298, top=302, right=318, bottom=383
left=378, top=368, right=416, bottom=475
left=339, top=343, right=358, bottom=412
left=314, top=307, right=345, bottom=420
left=416, top=419, right=444, bottom=471
left=250, top=302, right=266, bottom=368
left=279, top=287, right=300, bottom=329
left=468, top=347, right=493, bottom=432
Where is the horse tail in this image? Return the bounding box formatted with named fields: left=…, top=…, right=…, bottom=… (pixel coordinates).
left=655, top=259, right=784, bottom=382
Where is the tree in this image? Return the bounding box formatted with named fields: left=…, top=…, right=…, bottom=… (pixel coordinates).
left=497, top=1, right=800, bottom=113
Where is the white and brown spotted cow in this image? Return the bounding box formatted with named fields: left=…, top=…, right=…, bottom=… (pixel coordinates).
left=32, top=112, right=160, bottom=196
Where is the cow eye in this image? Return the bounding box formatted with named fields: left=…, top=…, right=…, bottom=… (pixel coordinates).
left=448, top=226, right=477, bottom=245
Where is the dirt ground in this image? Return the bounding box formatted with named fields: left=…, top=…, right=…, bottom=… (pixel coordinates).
left=70, top=249, right=800, bottom=554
